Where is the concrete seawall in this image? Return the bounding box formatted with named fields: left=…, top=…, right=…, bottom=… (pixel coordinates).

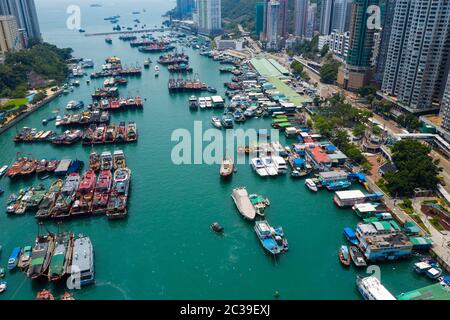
left=0, top=89, right=63, bottom=135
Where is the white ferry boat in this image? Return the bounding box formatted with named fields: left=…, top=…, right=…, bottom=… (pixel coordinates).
left=356, top=276, right=396, bottom=300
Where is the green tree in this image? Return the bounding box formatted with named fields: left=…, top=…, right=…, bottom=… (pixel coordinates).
left=352, top=123, right=366, bottom=138
left=385, top=140, right=441, bottom=196
left=320, top=59, right=341, bottom=84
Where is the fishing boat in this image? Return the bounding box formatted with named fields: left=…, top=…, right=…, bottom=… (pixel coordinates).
left=27, top=233, right=55, bottom=279
left=211, top=116, right=222, bottom=128
left=143, top=58, right=151, bottom=68
left=89, top=152, right=101, bottom=171
left=198, top=97, right=206, bottom=109
left=106, top=167, right=131, bottom=219
left=250, top=158, right=269, bottom=177
left=249, top=194, right=270, bottom=216
left=343, top=227, right=359, bottom=245
left=254, top=220, right=288, bottom=255
left=113, top=150, right=126, bottom=170
left=36, top=159, right=48, bottom=174
left=17, top=245, right=32, bottom=270
left=105, top=37, right=112, bottom=44
left=36, top=289, right=54, bottom=300
left=305, top=179, right=318, bottom=192
left=231, top=187, right=256, bottom=220
left=220, top=158, right=233, bottom=178
left=221, top=113, right=234, bottom=128
left=91, top=170, right=112, bottom=214
left=7, top=247, right=21, bottom=270
left=339, top=245, right=351, bottom=267
left=100, top=151, right=113, bottom=171
left=188, top=96, right=199, bottom=110
left=66, top=100, right=84, bottom=110
left=71, top=235, right=95, bottom=286
left=50, top=173, right=80, bottom=219
left=115, top=121, right=127, bottom=143
left=46, top=160, right=59, bottom=174
left=126, top=121, right=137, bottom=142
left=36, top=179, right=63, bottom=219
left=413, top=261, right=432, bottom=274
left=70, top=170, right=96, bottom=216
left=349, top=246, right=367, bottom=267
left=48, top=232, right=74, bottom=281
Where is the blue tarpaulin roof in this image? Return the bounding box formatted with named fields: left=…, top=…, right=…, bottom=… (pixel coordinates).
left=293, top=158, right=305, bottom=166
left=325, top=145, right=337, bottom=151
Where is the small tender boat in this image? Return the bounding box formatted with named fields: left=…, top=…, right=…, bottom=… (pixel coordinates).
left=8, top=247, right=21, bottom=270
left=211, top=116, right=222, bottom=128
left=220, top=157, right=233, bottom=178
left=414, top=261, right=432, bottom=274
left=339, top=245, right=351, bottom=267
left=210, top=222, right=224, bottom=233
left=349, top=246, right=367, bottom=267
left=36, top=289, right=54, bottom=300
left=305, top=179, right=318, bottom=192
left=0, top=165, right=8, bottom=177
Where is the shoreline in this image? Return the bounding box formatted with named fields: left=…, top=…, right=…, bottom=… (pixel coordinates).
left=0, top=88, right=63, bottom=135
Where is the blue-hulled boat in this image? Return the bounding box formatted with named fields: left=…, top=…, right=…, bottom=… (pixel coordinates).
left=326, top=180, right=352, bottom=191
left=67, top=160, right=84, bottom=174
left=7, top=247, right=21, bottom=270
left=221, top=114, right=234, bottom=128
left=254, top=220, right=288, bottom=255
left=343, top=227, right=359, bottom=245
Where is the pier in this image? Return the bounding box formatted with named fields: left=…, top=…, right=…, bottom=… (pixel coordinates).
left=84, top=28, right=166, bottom=37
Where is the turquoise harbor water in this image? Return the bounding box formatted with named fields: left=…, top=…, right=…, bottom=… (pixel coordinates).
left=0, top=0, right=432, bottom=299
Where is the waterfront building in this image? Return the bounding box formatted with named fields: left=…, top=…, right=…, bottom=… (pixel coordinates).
left=381, top=0, right=450, bottom=113
left=337, top=0, right=379, bottom=91
left=0, top=15, right=23, bottom=54
left=319, top=0, right=333, bottom=35
left=294, top=0, right=308, bottom=38
left=331, top=0, right=351, bottom=33
left=176, top=0, right=195, bottom=19
left=255, top=2, right=265, bottom=38
left=196, top=0, right=222, bottom=36
left=216, top=39, right=243, bottom=51
left=0, top=0, right=41, bottom=43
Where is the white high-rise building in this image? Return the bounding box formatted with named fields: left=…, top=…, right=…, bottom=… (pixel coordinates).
left=305, top=3, right=317, bottom=39
left=441, top=73, right=450, bottom=131
left=0, top=15, right=23, bottom=53
left=320, top=0, right=333, bottom=35
left=381, top=0, right=450, bottom=113
left=265, top=0, right=280, bottom=50
left=196, top=0, right=222, bottom=36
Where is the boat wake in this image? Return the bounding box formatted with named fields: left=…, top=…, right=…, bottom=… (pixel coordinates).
left=93, top=281, right=130, bottom=299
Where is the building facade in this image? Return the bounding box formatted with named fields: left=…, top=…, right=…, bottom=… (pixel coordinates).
left=255, top=2, right=265, bottom=38
left=305, top=3, right=317, bottom=39
left=331, top=0, right=351, bottom=33
left=278, top=0, right=289, bottom=40
left=196, top=0, right=222, bottom=36
left=0, top=15, right=23, bottom=53
left=381, top=0, right=450, bottom=113
left=441, top=73, right=450, bottom=131
left=266, top=1, right=280, bottom=50
left=0, top=0, right=41, bottom=43
left=318, top=31, right=350, bottom=59
left=319, top=0, right=334, bottom=35
left=176, top=0, right=195, bottom=19
left=294, top=0, right=309, bottom=38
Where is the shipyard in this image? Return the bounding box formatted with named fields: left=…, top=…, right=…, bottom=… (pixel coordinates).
left=0, top=0, right=449, bottom=303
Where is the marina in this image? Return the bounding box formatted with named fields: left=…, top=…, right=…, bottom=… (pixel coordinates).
left=0, top=1, right=444, bottom=300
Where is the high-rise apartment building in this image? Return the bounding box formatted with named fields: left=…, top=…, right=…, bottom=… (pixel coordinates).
left=278, top=0, right=289, bottom=39
left=305, top=3, right=317, bottom=39
left=263, top=0, right=281, bottom=50
left=0, top=0, right=41, bottom=43
left=294, top=0, right=309, bottom=38
left=320, top=0, right=334, bottom=35
left=0, top=15, right=23, bottom=53
left=331, top=0, right=351, bottom=33
left=196, top=0, right=222, bottom=36
left=381, top=0, right=450, bottom=113
left=441, top=73, right=450, bottom=131
left=176, top=0, right=195, bottom=19
left=255, top=2, right=265, bottom=38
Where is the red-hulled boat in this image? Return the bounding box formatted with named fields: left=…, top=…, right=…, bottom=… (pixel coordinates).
left=91, top=170, right=112, bottom=214
left=70, top=170, right=97, bottom=216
